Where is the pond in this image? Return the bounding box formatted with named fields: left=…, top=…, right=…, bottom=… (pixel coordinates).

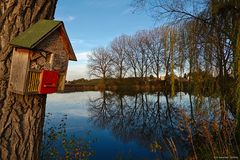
left=44, top=91, right=239, bottom=159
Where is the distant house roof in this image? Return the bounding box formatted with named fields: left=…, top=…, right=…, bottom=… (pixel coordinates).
left=10, top=19, right=77, bottom=61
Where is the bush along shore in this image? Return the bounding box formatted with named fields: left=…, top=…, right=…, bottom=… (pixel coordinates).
left=64, top=76, right=233, bottom=97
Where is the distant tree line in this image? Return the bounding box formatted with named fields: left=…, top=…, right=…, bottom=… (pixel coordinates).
left=88, top=19, right=235, bottom=83
left=88, top=27, right=180, bottom=80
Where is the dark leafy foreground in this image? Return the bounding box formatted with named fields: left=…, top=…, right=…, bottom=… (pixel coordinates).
left=42, top=91, right=240, bottom=159
left=40, top=113, right=96, bottom=160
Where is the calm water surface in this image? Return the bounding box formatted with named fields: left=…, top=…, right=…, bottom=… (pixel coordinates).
left=45, top=91, right=228, bottom=159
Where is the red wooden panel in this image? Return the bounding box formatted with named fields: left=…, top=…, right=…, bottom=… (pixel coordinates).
left=39, top=70, right=59, bottom=94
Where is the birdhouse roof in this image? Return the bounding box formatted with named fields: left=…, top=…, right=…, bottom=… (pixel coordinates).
left=10, top=19, right=77, bottom=61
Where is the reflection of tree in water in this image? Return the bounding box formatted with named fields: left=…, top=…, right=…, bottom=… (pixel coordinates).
left=88, top=91, right=239, bottom=159
left=88, top=92, right=185, bottom=157
left=88, top=91, right=115, bottom=128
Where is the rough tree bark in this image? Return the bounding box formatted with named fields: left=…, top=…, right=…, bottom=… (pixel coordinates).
left=0, top=0, right=57, bottom=159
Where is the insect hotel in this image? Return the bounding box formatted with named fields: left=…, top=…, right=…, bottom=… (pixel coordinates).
left=9, top=19, right=77, bottom=94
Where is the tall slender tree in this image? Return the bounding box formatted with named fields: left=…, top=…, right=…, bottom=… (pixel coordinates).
left=134, top=31, right=151, bottom=79
left=88, top=47, right=113, bottom=79
left=110, top=35, right=129, bottom=79
left=143, top=28, right=164, bottom=79
left=125, top=36, right=138, bottom=78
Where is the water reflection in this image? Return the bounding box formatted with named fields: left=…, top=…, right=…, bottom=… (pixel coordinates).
left=88, top=91, right=239, bottom=159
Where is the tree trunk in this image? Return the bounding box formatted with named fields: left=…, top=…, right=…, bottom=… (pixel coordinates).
left=0, top=0, right=57, bottom=159
left=235, top=22, right=240, bottom=118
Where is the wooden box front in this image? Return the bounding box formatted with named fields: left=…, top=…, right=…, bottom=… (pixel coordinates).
left=39, top=70, right=59, bottom=94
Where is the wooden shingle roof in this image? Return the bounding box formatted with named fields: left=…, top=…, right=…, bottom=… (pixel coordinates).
left=10, top=19, right=77, bottom=61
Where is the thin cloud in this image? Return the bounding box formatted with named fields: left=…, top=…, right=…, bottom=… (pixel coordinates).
left=71, top=38, right=85, bottom=45
left=67, top=16, right=75, bottom=21
left=75, top=51, right=90, bottom=63
left=58, top=15, right=76, bottom=22
left=71, top=39, right=100, bottom=49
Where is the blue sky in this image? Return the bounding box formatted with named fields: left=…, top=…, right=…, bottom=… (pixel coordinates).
left=55, top=0, right=156, bottom=80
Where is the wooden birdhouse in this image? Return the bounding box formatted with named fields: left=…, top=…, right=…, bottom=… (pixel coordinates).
left=9, top=19, right=77, bottom=95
